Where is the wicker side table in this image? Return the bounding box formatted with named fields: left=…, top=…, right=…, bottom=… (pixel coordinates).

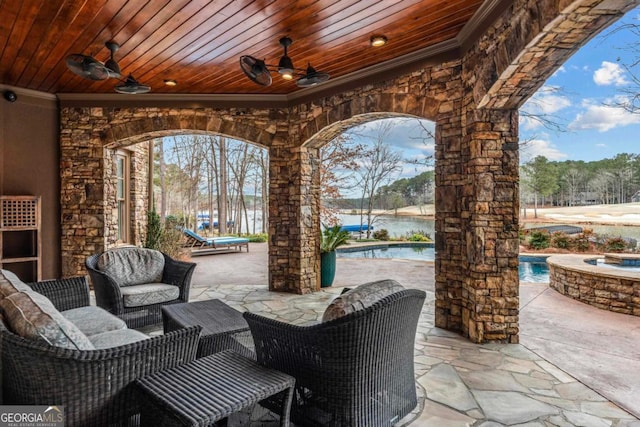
left=162, top=299, right=254, bottom=359
left=135, top=350, right=295, bottom=427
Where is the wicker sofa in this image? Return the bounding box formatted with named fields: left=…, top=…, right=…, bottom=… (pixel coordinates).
left=0, top=270, right=201, bottom=426
left=86, top=247, right=196, bottom=328
left=244, top=279, right=426, bottom=427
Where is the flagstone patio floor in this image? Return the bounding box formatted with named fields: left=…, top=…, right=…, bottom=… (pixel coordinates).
left=157, top=243, right=640, bottom=426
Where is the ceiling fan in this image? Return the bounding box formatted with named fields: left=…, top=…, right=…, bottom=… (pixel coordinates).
left=114, top=74, right=151, bottom=94
left=240, top=37, right=330, bottom=88
left=66, top=42, right=150, bottom=94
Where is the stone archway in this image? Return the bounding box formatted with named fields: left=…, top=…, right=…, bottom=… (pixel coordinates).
left=60, top=108, right=284, bottom=278
left=59, top=0, right=638, bottom=344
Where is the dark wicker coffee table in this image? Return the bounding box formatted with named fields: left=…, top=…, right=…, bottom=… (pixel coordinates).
left=162, top=299, right=254, bottom=358
left=135, top=350, right=295, bottom=427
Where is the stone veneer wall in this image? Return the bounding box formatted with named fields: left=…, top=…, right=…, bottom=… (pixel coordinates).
left=60, top=107, right=293, bottom=288
left=58, top=0, right=637, bottom=343
left=102, top=143, right=149, bottom=246
left=548, top=255, right=640, bottom=317
left=431, top=0, right=640, bottom=344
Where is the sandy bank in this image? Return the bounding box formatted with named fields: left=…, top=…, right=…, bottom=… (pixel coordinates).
left=351, top=202, right=640, bottom=226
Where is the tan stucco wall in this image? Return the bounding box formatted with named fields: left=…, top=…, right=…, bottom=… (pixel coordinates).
left=0, top=88, right=61, bottom=279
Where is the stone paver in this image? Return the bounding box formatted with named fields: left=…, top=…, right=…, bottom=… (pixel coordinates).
left=155, top=243, right=640, bottom=425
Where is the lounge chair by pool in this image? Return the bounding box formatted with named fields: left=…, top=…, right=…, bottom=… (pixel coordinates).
left=182, top=228, right=249, bottom=255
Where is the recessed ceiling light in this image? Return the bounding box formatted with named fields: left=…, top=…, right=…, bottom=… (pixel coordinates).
left=164, top=79, right=177, bottom=86
left=370, top=35, right=388, bottom=47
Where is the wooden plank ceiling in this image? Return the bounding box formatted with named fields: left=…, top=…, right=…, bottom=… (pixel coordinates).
left=0, top=0, right=486, bottom=95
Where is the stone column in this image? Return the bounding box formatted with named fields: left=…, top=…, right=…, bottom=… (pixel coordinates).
left=60, top=107, right=107, bottom=277
left=268, top=140, right=320, bottom=294
left=435, top=106, right=520, bottom=343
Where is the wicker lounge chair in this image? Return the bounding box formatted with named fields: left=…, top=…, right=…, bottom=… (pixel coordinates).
left=86, top=247, right=195, bottom=328
left=244, top=286, right=426, bottom=427
left=0, top=276, right=201, bottom=426
left=182, top=228, right=250, bottom=254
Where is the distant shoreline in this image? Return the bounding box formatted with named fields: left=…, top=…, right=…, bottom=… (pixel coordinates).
left=341, top=202, right=640, bottom=227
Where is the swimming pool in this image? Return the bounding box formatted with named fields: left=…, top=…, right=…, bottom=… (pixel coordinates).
left=337, top=244, right=550, bottom=282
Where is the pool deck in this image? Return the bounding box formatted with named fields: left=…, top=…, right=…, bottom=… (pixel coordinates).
left=188, top=242, right=640, bottom=425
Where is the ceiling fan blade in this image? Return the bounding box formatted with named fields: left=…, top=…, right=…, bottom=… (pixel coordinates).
left=240, top=55, right=272, bottom=86
left=114, top=74, right=151, bottom=94
left=297, top=64, right=330, bottom=87
left=66, top=54, right=110, bottom=81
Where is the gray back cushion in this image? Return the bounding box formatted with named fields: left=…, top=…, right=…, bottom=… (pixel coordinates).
left=96, top=247, right=165, bottom=287
left=1, top=291, right=95, bottom=350
left=0, top=269, right=32, bottom=299
left=322, top=279, right=405, bottom=322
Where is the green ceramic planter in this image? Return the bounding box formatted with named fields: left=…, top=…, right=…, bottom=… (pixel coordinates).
left=320, top=251, right=337, bottom=287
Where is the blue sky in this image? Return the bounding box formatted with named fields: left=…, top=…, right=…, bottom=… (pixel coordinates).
left=344, top=5, right=640, bottom=180
left=519, top=6, right=640, bottom=163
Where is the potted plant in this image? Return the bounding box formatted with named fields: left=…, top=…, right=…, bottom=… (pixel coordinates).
left=320, top=225, right=351, bottom=287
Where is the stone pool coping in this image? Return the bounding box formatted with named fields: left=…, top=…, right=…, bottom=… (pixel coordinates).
left=547, top=254, right=640, bottom=280
left=547, top=254, right=640, bottom=317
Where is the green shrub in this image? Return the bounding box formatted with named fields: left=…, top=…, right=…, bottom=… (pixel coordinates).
left=603, top=237, right=628, bottom=252
left=405, top=230, right=432, bottom=242
left=407, top=233, right=430, bottom=242
left=144, top=209, right=163, bottom=250
left=528, top=231, right=550, bottom=250
left=572, top=235, right=591, bottom=252
left=550, top=232, right=572, bottom=249
left=247, top=233, right=268, bottom=243
left=519, top=227, right=527, bottom=243
left=373, top=229, right=390, bottom=240
left=144, top=209, right=187, bottom=259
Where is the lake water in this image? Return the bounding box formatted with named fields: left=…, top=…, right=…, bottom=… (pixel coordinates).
left=338, top=214, right=436, bottom=238
left=231, top=211, right=640, bottom=245
left=338, top=214, right=640, bottom=242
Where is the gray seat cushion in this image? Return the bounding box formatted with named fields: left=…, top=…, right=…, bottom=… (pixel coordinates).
left=120, top=283, right=180, bottom=308
left=62, top=306, right=127, bottom=337
left=322, top=279, right=405, bottom=322
left=95, top=247, right=165, bottom=287
left=88, top=329, right=149, bottom=349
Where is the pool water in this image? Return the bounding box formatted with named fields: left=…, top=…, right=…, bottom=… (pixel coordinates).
left=337, top=244, right=550, bottom=282
left=587, top=259, right=640, bottom=271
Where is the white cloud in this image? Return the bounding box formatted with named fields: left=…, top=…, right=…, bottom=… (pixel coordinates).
left=569, top=100, right=640, bottom=132
left=519, top=86, right=571, bottom=130
left=520, top=139, right=568, bottom=162
left=551, top=66, right=566, bottom=77
left=347, top=117, right=435, bottom=151
left=595, top=143, right=607, bottom=147
left=593, top=61, right=629, bottom=86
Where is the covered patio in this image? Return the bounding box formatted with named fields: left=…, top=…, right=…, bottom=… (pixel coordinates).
left=2, top=1, right=640, bottom=424
left=3, top=0, right=638, bottom=345
left=184, top=243, right=640, bottom=424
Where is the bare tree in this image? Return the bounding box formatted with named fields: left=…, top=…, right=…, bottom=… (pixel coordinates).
left=354, top=122, right=403, bottom=237
left=320, top=133, right=365, bottom=224
left=155, top=138, right=168, bottom=216
left=164, top=136, right=205, bottom=229
left=602, top=22, right=640, bottom=114
left=406, top=118, right=435, bottom=168
left=563, top=168, right=583, bottom=207
left=218, top=137, right=229, bottom=234
left=518, top=85, right=571, bottom=157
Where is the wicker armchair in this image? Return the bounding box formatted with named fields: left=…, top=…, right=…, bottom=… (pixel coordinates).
left=0, top=276, right=201, bottom=427
left=244, top=288, right=426, bottom=427
left=86, top=247, right=196, bottom=328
